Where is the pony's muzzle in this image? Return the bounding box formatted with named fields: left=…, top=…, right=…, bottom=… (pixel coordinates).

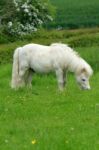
left=86, top=86, right=91, bottom=90
left=81, top=86, right=91, bottom=90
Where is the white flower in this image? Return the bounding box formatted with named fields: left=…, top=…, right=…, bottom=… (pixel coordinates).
left=37, top=19, right=43, bottom=25
left=47, top=15, right=53, bottom=21
left=33, top=27, right=37, bottom=32
left=24, top=8, right=29, bottom=13
left=28, top=12, right=32, bottom=16
left=21, top=3, right=28, bottom=9
left=33, top=12, right=37, bottom=18
left=13, top=0, right=18, bottom=7
left=8, top=22, right=13, bottom=27
left=16, top=8, right=20, bottom=11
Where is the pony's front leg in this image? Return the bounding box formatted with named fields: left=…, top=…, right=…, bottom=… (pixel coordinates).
left=63, top=70, right=67, bottom=87
left=55, top=69, right=64, bottom=91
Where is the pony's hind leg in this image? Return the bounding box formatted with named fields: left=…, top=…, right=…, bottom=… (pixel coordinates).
left=63, top=70, right=67, bottom=87
left=25, top=69, right=34, bottom=88
left=18, top=68, right=28, bottom=88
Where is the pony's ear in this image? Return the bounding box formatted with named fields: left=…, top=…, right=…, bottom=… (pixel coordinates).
left=81, top=68, right=86, bottom=73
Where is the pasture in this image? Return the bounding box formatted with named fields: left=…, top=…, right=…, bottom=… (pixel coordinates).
left=0, top=29, right=99, bottom=150
left=50, top=0, right=99, bottom=28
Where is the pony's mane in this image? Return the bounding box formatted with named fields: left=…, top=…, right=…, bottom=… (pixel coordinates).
left=88, top=66, right=93, bottom=76
left=50, top=43, right=80, bottom=57
left=81, top=60, right=93, bottom=76
left=51, top=43, right=68, bottom=47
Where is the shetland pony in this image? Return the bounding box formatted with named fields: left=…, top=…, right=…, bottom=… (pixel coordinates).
left=11, top=43, right=93, bottom=90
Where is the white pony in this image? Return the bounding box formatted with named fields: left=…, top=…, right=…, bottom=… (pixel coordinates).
left=11, top=43, right=93, bottom=90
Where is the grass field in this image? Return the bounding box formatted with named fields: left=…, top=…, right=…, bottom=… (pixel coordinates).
left=0, top=28, right=99, bottom=149
left=0, top=47, right=99, bottom=149
left=0, top=64, right=99, bottom=150
left=50, top=0, right=99, bottom=28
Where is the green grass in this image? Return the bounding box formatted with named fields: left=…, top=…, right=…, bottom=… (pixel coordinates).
left=0, top=62, right=99, bottom=150
left=0, top=28, right=99, bottom=149
left=50, top=0, right=99, bottom=28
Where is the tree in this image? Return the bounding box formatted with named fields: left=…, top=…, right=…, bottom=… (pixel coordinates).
left=0, top=0, right=54, bottom=35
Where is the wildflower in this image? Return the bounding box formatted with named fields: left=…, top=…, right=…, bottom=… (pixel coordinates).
left=70, top=127, right=74, bottom=131
left=65, top=140, right=69, bottom=144
left=5, top=139, right=8, bottom=143
left=31, top=139, right=36, bottom=144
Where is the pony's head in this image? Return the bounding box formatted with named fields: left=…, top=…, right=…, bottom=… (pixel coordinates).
left=75, top=65, right=93, bottom=90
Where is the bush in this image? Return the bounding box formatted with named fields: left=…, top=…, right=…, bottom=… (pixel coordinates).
left=0, top=34, right=9, bottom=44
left=2, top=0, right=53, bottom=36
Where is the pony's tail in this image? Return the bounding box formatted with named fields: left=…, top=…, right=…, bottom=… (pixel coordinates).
left=11, top=47, right=22, bottom=89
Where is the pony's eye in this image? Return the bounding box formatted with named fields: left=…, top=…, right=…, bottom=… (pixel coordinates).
left=82, top=79, right=86, bottom=82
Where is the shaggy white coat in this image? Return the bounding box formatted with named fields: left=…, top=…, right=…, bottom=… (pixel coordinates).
left=11, top=43, right=93, bottom=90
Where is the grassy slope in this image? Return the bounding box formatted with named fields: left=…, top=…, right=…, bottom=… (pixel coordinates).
left=50, top=0, right=99, bottom=28
left=0, top=63, right=99, bottom=150
left=0, top=28, right=99, bottom=70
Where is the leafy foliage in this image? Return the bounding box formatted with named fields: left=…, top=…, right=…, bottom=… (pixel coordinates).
left=0, top=0, right=53, bottom=35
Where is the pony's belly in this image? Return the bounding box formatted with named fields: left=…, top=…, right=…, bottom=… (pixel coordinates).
left=32, top=66, right=53, bottom=73
left=30, top=62, right=53, bottom=73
